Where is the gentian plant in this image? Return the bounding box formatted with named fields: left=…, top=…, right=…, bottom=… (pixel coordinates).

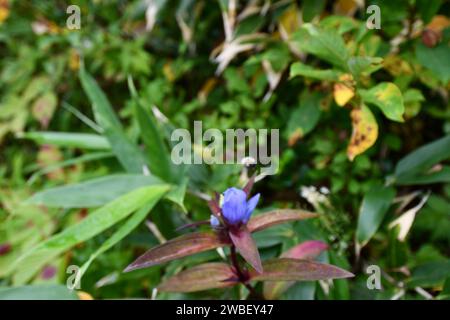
left=125, top=177, right=353, bottom=298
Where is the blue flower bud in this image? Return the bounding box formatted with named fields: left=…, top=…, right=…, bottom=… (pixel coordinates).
left=221, top=187, right=260, bottom=225
left=210, top=215, right=220, bottom=228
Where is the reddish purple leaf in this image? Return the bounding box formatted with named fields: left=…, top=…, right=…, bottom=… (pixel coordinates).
left=247, top=209, right=318, bottom=233
left=158, top=263, right=238, bottom=292
left=250, top=258, right=354, bottom=282
left=264, top=241, right=329, bottom=299
left=124, top=232, right=229, bottom=272
left=282, top=240, right=328, bottom=260
left=229, top=226, right=263, bottom=274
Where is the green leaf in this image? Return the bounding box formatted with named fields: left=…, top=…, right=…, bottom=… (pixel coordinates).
left=158, top=263, right=237, bottom=292
left=394, top=135, right=450, bottom=183
left=124, top=232, right=228, bottom=272
left=292, top=24, right=350, bottom=69
left=250, top=258, right=353, bottom=282
left=347, top=56, right=383, bottom=78
left=416, top=42, right=450, bottom=84
left=356, top=185, right=396, bottom=249
left=289, top=62, right=340, bottom=81
left=27, top=151, right=114, bottom=185
left=359, top=82, right=405, bottom=122
left=0, top=285, right=79, bottom=300
left=129, top=76, right=175, bottom=181
left=26, top=174, right=164, bottom=208
left=19, top=131, right=111, bottom=150
left=302, top=0, right=326, bottom=22
left=11, top=185, right=169, bottom=285
left=73, top=199, right=160, bottom=287
left=396, top=166, right=450, bottom=185
left=286, top=90, right=323, bottom=144
left=165, top=176, right=189, bottom=212
left=408, top=260, right=450, bottom=288
left=79, top=67, right=147, bottom=173
left=247, top=209, right=318, bottom=233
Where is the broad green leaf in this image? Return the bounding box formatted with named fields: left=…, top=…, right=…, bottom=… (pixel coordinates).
left=347, top=104, right=379, bottom=161
left=286, top=90, right=323, bottom=146
left=292, top=24, right=350, bottom=69
left=79, top=67, right=147, bottom=173
left=356, top=185, right=396, bottom=249
left=416, top=42, right=450, bottom=84
left=251, top=258, right=353, bottom=282
left=247, top=209, right=318, bottom=233
left=11, top=185, right=169, bottom=285
left=73, top=199, right=160, bottom=287
left=19, top=131, right=110, bottom=150
left=0, top=285, right=79, bottom=300
left=359, top=82, right=405, bottom=122
left=302, top=0, right=326, bottom=22
left=158, top=263, right=237, bottom=292
left=26, top=174, right=164, bottom=208
left=124, top=232, right=229, bottom=272
left=394, top=135, right=450, bottom=184
left=408, top=260, right=450, bottom=288
left=289, top=62, right=340, bottom=81
left=263, top=241, right=328, bottom=299
left=347, top=56, right=383, bottom=78
left=229, top=226, right=263, bottom=274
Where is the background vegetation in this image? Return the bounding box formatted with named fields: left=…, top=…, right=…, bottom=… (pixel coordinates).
left=0, top=0, right=449, bottom=300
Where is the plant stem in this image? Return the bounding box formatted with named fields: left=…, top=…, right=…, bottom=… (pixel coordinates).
left=229, top=245, right=258, bottom=297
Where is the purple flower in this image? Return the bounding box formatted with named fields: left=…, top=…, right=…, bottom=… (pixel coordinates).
left=221, top=187, right=260, bottom=225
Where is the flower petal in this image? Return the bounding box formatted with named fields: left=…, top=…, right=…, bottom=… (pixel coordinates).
left=222, top=188, right=247, bottom=225
left=244, top=193, right=260, bottom=223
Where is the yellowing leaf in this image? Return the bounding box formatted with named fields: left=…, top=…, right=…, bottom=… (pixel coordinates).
left=69, top=49, right=80, bottom=71
left=333, top=0, right=359, bottom=16
left=77, top=291, right=94, bottom=300
left=426, top=15, right=450, bottom=33
left=334, top=83, right=354, bottom=106
left=347, top=104, right=378, bottom=161
left=163, top=62, right=176, bottom=82
left=359, top=82, right=405, bottom=122
left=279, top=4, right=301, bottom=37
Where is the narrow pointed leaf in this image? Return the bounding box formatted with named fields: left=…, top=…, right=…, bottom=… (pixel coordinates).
left=282, top=240, right=328, bottom=259
left=20, top=131, right=111, bottom=150
left=251, top=258, right=354, bottom=282
left=263, top=241, right=328, bottom=299
left=79, top=67, right=147, bottom=173
left=26, top=174, right=164, bottom=208
left=247, top=209, right=318, bottom=233
left=11, top=185, right=169, bottom=285
left=158, top=263, right=238, bottom=292
left=124, top=232, right=229, bottom=272
left=229, top=226, right=263, bottom=274
left=130, top=78, right=174, bottom=181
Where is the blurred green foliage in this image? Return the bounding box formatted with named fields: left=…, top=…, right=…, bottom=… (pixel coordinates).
left=0, top=0, right=449, bottom=300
